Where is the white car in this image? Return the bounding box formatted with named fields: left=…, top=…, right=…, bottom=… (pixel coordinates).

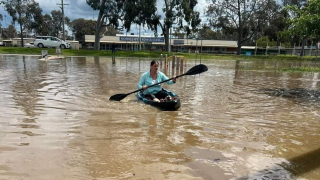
left=34, top=36, right=71, bottom=49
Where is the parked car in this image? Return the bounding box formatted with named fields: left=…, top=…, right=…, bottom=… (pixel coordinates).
left=24, top=42, right=36, bottom=48
left=34, top=36, right=71, bottom=49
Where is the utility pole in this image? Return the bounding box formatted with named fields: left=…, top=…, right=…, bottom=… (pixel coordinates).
left=169, top=28, right=172, bottom=53
left=57, top=0, right=68, bottom=41
left=139, top=25, right=141, bottom=51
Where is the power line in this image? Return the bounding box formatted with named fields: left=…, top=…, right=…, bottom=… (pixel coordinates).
left=57, top=0, right=68, bottom=40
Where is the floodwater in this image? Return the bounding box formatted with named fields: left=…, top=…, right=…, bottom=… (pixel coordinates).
left=0, top=55, right=319, bottom=180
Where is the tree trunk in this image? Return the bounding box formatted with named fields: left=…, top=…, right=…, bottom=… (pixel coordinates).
left=300, top=39, right=307, bottom=57
left=164, top=27, right=170, bottom=52
left=237, top=0, right=241, bottom=55
left=237, top=39, right=241, bottom=55
left=316, top=41, right=319, bottom=61
left=94, top=1, right=105, bottom=50
left=20, top=25, right=24, bottom=47
left=19, top=14, right=24, bottom=47
left=94, top=16, right=102, bottom=50
left=94, top=25, right=101, bottom=50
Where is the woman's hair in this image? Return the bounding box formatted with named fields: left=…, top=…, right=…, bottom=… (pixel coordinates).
left=150, top=60, right=159, bottom=66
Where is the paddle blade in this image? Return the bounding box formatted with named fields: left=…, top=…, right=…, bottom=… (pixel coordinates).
left=109, top=93, right=128, bottom=101
left=185, top=64, right=208, bottom=75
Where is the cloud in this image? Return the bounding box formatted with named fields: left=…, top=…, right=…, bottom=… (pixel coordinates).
left=38, top=0, right=98, bottom=20
left=0, top=0, right=97, bottom=26
left=195, top=0, right=210, bottom=24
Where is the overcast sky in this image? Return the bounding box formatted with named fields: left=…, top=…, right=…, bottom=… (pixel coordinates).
left=0, top=0, right=210, bottom=36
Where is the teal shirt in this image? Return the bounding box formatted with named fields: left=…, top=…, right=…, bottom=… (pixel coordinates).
left=138, top=71, right=175, bottom=95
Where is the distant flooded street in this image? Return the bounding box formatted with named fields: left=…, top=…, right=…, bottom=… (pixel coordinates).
left=0, top=55, right=319, bottom=180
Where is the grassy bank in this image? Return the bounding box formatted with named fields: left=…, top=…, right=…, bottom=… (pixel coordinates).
left=0, top=46, right=318, bottom=61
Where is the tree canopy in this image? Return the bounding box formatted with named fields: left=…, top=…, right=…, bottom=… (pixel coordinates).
left=206, top=0, right=272, bottom=55
left=281, top=0, right=320, bottom=55
left=143, top=0, right=201, bottom=51
left=282, top=0, right=320, bottom=40
left=68, top=18, right=97, bottom=41
left=1, top=0, right=42, bottom=46
left=86, top=0, right=201, bottom=51
left=86, top=0, right=124, bottom=50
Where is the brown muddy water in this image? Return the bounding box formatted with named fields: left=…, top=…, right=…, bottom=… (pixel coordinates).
left=0, top=55, right=319, bottom=180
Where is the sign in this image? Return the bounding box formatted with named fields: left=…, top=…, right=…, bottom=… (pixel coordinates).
left=141, top=37, right=164, bottom=42
left=56, top=48, right=61, bottom=54
left=119, top=37, right=164, bottom=42
left=173, top=40, right=184, bottom=46
left=120, top=37, right=139, bottom=41
left=41, top=50, right=48, bottom=59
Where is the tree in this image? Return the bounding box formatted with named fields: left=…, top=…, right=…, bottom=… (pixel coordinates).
left=256, top=36, right=276, bottom=47
left=37, top=14, right=52, bottom=36
left=69, top=18, right=97, bottom=41
left=282, top=0, right=320, bottom=56
left=24, top=0, right=42, bottom=35
left=206, top=0, right=270, bottom=55
left=131, top=0, right=201, bottom=52
left=51, top=10, right=62, bottom=37
left=1, top=0, right=42, bottom=46
left=86, top=0, right=124, bottom=50
left=50, top=10, right=70, bottom=38
left=104, top=26, right=122, bottom=36
left=257, top=1, right=287, bottom=44
left=197, top=24, right=230, bottom=40
left=2, top=24, right=17, bottom=38
left=282, top=0, right=306, bottom=7
left=172, top=27, right=185, bottom=39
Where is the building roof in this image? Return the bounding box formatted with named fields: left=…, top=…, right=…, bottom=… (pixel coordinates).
left=85, top=35, right=237, bottom=47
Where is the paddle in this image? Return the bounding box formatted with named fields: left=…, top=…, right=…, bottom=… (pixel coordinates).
left=109, top=64, right=208, bottom=101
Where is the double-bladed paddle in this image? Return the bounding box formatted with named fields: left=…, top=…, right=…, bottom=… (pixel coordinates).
left=109, top=64, right=208, bottom=101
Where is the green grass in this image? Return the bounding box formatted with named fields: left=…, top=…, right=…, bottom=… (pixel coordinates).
left=0, top=46, right=319, bottom=61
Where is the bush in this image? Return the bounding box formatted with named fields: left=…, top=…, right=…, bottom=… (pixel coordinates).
left=257, top=36, right=276, bottom=47
left=281, top=42, right=291, bottom=47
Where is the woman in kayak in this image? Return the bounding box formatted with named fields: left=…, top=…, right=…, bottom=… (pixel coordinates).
left=138, top=60, right=176, bottom=102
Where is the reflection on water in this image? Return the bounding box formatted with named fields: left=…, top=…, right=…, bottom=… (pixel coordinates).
left=0, top=55, right=319, bottom=180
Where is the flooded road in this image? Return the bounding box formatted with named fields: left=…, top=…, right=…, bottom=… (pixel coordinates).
left=0, top=55, right=319, bottom=180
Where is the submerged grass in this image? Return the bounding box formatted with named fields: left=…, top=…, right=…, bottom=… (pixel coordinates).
left=280, top=67, right=320, bottom=72
left=238, top=66, right=320, bottom=73
left=0, top=46, right=319, bottom=61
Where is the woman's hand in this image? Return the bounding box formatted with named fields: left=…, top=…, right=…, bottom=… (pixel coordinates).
left=172, top=76, right=177, bottom=83
left=142, top=85, right=148, bottom=90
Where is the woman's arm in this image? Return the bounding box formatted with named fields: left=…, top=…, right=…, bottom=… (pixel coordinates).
left=138, top=74, right=145, bottom=89
left=160, top=72, right=176, bottom=84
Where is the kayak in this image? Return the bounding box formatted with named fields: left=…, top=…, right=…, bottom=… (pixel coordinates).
left=137, top=89, right=181, bottom=111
